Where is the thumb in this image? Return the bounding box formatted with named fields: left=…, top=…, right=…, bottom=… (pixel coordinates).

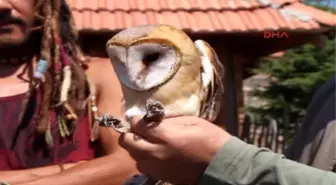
left=129, top=116, right=147, bottom=134
left=129, top=116, right=143, bottom=128
left=129, top=116, right=167, bottom=142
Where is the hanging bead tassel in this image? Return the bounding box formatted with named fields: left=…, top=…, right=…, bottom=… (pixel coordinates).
left=64, top=103, right=78, bottom=120
left=60, top=45, right=78, bottom=121
left=90, top=96, right=99, bottom=142
left=57, top=114, right=66, bottom=138
left=54, top=38, right=62, bottom=75
left=45, top=122, right=54, bottom=148
left=53, top=38, right=62, bottom=90
left=60, top=65, right=76, bottom=135
left=52, top=40, right=78, bottom=138
left=60, top=66, right=72, bottom=103
left=52, top=40, right=67, bottom=137
left=58, top=43, right=71, bottom=105
left=57, top=113, right=70, bottom=137
left=34, top=59, right=49, bottom=82
left=84, top=79, right=100, bottom=142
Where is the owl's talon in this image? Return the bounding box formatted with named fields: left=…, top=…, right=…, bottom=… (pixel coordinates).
left=97, top=113, right=130, bottom=133
left=144, top=99, right=165, bottom=122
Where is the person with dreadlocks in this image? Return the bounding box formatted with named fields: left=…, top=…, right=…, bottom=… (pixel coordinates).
left=0, top=0, right=139, bottom=184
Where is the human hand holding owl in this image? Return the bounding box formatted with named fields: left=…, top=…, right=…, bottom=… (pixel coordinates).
left=119, top=116, right=232, bottom=185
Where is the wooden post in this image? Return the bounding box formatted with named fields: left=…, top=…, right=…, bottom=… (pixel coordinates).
left=218, top=49, right=239, bottom=136
left=234, top=56, right=245, bottom=138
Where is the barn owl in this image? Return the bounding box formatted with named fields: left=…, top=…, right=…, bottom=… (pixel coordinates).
left=102, top=24, right=224, bottom=184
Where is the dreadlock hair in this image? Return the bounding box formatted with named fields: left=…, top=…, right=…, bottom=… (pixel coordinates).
left=32, top=0, right=91, bottom=146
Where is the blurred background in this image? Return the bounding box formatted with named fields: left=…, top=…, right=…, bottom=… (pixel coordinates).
left=67, top=0, right=335, bottom=153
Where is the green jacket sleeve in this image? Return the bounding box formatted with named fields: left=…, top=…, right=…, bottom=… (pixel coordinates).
left=198, top=137, right=336, bottom=185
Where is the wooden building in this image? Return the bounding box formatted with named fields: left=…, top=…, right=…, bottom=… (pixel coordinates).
left=68, top=0, right=336, bottom=136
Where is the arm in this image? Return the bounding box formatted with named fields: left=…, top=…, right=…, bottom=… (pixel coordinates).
left=198, top=137, right=336, bottom=185
left=0, top=162, right=84, bottom=184
left=15, top=152, right=138, bottom=185
left=15, top=57, right=139, bottom=185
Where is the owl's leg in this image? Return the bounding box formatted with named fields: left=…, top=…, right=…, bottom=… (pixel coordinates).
left=96, top=113, right=130, bottom=133
left=143, top=99, right=165, bottom=123
left=122, top=101, right=167, bottom=185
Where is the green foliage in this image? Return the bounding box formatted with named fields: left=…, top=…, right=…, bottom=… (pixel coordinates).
left=246, top=38, right=336, bottom=143
left=303, top=0, right=336, bottom=12
left=313, top=4, right=336, bottom=13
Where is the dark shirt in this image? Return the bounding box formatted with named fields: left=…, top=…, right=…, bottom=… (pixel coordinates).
left=285, top=74, right=336, bottom=171
left=0, top=90, right=94, bottom=170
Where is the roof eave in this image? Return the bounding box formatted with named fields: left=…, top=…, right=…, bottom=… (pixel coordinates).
left=78, top=27, right=331, bottom=36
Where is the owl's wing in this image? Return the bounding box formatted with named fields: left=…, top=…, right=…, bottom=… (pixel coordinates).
left=194, top=40, right=225, bottom=123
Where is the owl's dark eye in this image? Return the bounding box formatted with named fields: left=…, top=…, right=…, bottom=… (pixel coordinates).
left=143, top=52, right=160, bottom=66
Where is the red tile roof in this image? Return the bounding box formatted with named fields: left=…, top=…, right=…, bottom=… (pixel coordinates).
left=67, top=0, right=336, bottom=33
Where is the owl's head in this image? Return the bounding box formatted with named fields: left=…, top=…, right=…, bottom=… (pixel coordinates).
left=106, top=24, right=199, bottom=91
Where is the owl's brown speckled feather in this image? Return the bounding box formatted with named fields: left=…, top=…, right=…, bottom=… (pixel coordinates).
left=195, top=40, right=225, bottom=123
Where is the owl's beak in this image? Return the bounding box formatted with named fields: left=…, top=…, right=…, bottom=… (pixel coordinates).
left=132, top=67, right=146, bottom=85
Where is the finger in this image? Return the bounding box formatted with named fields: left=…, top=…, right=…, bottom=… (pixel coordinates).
left=119, top=132, right=161, bottom=155
left=129, top=116, right=143, bottom=125
left=129, top=116, right=167, bottom=142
